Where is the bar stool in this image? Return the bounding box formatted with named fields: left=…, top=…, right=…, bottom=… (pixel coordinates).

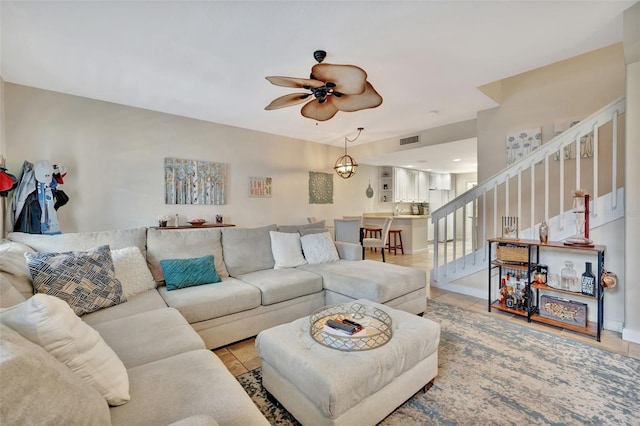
left=386, top=229, right=404, bottom=255
left=362, top=226, right=382, bottom=251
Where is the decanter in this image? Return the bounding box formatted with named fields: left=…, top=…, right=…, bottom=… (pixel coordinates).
left=561, top=261, right=578, bottom=292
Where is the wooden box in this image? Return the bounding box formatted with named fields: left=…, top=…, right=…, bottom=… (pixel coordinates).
left=539, top=295, right=587, bottom=327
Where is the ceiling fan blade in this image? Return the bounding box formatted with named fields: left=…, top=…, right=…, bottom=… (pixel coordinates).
left=311, top=64, right=367, bottom=95
left=265, top=76, right=324, bottom=89
left=332, top=82, right=383, bottom=112
left=301, top=99, right=339, bottom=121
left=264, top=93, right=312, bottom=110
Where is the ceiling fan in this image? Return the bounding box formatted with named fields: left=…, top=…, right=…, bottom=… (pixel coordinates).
left=264, top=50, right=383, bottom=121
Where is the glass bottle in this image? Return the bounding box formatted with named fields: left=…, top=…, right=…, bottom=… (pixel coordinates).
left=539, top=221, right=549, bottom=243
left=581, top=262, right=596, bottom=296
left=561, top=261, right=578, bottom=292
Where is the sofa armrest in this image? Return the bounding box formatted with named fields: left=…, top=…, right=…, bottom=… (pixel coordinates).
left=334, top=241, right=362, bottom=261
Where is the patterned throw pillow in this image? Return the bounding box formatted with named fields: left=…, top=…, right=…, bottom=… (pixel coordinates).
left=25, top=245, right=125, bottom=316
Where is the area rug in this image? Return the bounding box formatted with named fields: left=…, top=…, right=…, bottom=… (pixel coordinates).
left=236, top=299, right=640, bottom=425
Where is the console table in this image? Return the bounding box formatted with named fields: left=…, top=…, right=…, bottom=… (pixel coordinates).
left=151, top=224, right=235, bottom=230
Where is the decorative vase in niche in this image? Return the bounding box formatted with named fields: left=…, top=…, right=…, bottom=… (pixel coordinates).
left=539, top=221, right=549, bottom=243
left=581, top=262, right=596, bottom=296
left=561, top=261, right=579, bottom=292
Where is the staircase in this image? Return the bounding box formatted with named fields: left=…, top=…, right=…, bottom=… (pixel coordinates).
left=430, top=97, right=626, bottom=291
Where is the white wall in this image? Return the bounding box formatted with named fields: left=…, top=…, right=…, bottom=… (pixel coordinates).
left=4, top=83, right=382, bottom=232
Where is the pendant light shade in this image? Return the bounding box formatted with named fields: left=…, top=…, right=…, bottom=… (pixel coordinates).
left=334, top=127, right=363, bottom=179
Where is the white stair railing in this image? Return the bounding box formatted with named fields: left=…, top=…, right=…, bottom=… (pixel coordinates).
left=431, top=97, right=626, bottom=287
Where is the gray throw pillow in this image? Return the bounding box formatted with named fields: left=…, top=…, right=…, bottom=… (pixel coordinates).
left=25, top=245, right=125, bottom=316
left=221, top=224, right=277, bottom=276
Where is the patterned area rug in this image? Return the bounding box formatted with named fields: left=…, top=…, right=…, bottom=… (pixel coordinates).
left=236, top=299, right=640, bottom=425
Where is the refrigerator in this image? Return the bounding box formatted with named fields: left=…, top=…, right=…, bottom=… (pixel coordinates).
left=429, top=189, right=453, bottom=242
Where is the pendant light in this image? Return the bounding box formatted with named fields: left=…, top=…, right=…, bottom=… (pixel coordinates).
left=334, top=127, right=363, bottom=179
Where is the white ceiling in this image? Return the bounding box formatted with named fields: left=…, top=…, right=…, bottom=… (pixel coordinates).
left=0, top=1, right=633, bottom=172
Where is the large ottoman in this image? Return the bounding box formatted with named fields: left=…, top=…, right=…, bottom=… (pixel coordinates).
left=255, top=299, right=440, bottom=426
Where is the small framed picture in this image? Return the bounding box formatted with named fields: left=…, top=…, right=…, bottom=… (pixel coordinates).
left=249, top=176, right=272, bottom=198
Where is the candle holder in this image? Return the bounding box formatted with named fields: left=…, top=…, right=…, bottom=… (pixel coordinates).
left=564, top=190, right=593, bottom=247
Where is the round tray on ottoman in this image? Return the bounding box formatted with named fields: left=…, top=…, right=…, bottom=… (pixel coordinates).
left=309, top=303, right=392, bottom=351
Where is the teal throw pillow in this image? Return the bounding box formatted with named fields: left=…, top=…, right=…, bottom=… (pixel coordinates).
left=160, top=255, right=221, bottom=291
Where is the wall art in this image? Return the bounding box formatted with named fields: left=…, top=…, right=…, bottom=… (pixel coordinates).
left=309, top=172, right=333, bottom=204
left=505, top=128, right=542, bottom=166
left=552, top=120, right=594, bottom=160
left=249, top=176, right=272, bottom=198
left=164, top=158, right=227, bottom=205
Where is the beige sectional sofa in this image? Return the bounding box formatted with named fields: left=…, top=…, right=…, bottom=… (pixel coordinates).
left=0, top=222, right=427, bottom=425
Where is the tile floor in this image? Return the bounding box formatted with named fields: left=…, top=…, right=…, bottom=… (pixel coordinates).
left=215, top=248, right=640, bottom=376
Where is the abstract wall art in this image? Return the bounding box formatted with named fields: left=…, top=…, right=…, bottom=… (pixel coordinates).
left=309, top=172, right=333, bottom=204
left=164, top=158, right=227, bottom=205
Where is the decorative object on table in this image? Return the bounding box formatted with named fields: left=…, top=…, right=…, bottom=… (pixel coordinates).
left=539, top=220, right=549, bottom=243
left=215, top=214, right=223, bottom=224
left=496, top=243, right=528, bottom=263
left=533, top=264, right=548, bottom=285
left=547, top=273, right=560, bottom=289
left=505, top=127, right=541, bottom=166
left=601, top=270, right=618, bottom=289
left=187, top=218, right=206, bottom=227
left=561, top=260, right=580, bottom=292
left=501, top=216, right=519, bottom=240
left=366, top=180, right=374, bottom=198
left=539, top=295, right=587, bottom=327
left=264, top=50, right=382, bottom=122
left=164, top=158, right=227, bottom=205
left=553, top=119, right=594, bottom=160
left=157, top=215, right=170, bottom=227
left=309, top=302, right=392, bottom=351
left=334, top=127, right=364, bottom=179
left=564, top=190, right=594, bottom=247
left=249, top=176, right=272, bottom=198
left=174, top=213, right=179, bottom=227
left=309, top=172, right=333, bottom=204
left=581, top=262, right=596, bottom=296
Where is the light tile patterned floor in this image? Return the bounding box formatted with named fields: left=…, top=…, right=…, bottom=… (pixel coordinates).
left=215, top=247, right=639, bottom=375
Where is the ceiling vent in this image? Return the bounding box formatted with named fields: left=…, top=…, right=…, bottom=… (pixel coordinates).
left=399, top=135, right=420, bottom=146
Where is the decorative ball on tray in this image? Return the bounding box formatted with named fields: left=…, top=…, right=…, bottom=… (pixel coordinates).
left=188, top=218, right=206, bottom=227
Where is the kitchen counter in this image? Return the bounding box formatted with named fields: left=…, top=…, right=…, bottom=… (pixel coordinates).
left=362, top=214, right=429, bottom=254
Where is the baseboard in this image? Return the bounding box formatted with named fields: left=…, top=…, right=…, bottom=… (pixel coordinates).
left=603, top=319, right=623, bottom=333
left=622, top=327, right=640, bottom=344
left=431, top=282, right=486, bottom=299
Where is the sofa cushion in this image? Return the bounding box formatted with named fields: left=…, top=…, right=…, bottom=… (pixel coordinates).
left=82, top=289, right=168, bottom=326
left=157, top=278, right=261, bottom=323
left=221, top=224, right=277, bottom=276
left=0, top=240, right=35, bottom=299
left=26, top=245, right=125, bottom=316
left=146, top=228, right=229, bottom=282
left=0, top=324, right=111, bottom=426
left=300, top=232, right=340, bottom=264
left=8, top=227, right=147, bottom=255
left=161, top=255, right=221, bottom=290
left=109, top=350, right=269, bottom=426
left=269, top=231, right=307, bottom=269
left=111, top=246, right=157, bottom=298
left=299, top=260, right=426, bottom=304
left=277, top=220, right=326, bottom=234
left=237, top=268, right=323, bottom=306
left=91, top=308, right=205, bottom=368
left=0, top=294, right=130, bottom=406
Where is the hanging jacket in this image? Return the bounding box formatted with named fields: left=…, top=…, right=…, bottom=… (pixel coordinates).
left=10, top=161, right=36, bottom=227
left=13, top=190, right=42, bottom=234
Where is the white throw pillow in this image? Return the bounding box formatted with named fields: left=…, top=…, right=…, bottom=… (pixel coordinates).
left=300, top=232, right=340, bottom=264
left=0, top=294, right=130, bottom=406
left=111, top=246, right=157, bottom=298
left=269, top=231, right=307, bottom=269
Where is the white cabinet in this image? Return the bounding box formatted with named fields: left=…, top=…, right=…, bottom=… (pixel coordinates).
left=418, top=171, right=430, bottom=202
left=429, top=173, right=452, bottom=190
left=378, top=166, right=393, bottom=203
left=392, top=167, right=430, bottom=202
